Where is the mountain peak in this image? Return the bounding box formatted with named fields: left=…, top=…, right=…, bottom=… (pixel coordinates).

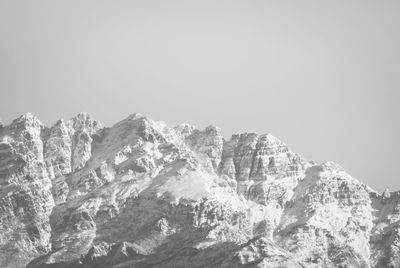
left=125, top=112, right=145, bottom=121
left=12, top=112, right=43, bottom=127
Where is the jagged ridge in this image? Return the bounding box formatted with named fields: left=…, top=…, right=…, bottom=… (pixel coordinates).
left=0, top=112, right=398, bottom=268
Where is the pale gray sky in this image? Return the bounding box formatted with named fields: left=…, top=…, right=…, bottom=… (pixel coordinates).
left=0, top=1, right=399, bottom=192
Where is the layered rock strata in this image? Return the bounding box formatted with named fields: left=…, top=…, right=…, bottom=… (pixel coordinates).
left=0, top=113, right=397, bottom=268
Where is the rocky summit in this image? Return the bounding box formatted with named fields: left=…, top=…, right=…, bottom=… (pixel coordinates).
left=0, top=112, right=399, bottom=268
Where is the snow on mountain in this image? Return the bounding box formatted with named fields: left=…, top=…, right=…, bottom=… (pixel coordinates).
left=0, top=112, right=398, bottom=268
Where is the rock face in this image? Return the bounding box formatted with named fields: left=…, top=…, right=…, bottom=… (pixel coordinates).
left=0, top=112, right=398, bottom=268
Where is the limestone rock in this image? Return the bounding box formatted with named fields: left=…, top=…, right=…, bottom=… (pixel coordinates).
left=0, top=113, right=54, bottom=268
left=183, top=125, right=223, bottom=171
left=0, top=112, right=398, bottom=268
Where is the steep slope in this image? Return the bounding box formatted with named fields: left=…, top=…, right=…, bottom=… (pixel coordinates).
left=0, top=112, right=398, bottom=268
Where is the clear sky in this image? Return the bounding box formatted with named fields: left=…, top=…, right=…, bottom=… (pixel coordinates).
left=0, top=1, right=399, bottom=192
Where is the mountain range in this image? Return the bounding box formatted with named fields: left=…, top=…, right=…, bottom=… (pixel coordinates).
left=0, top=112, right=398, bottom=268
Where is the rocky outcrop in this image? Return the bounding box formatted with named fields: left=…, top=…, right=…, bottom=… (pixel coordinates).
left=218, top=133, right=307, bottom=195
left=0, top=114, right=54, bottom=268
left=183, top=125, right=223, bottom=171
left=43, top=113, right=102, bottom=180
left=0, top=112, right=398, bottom=268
